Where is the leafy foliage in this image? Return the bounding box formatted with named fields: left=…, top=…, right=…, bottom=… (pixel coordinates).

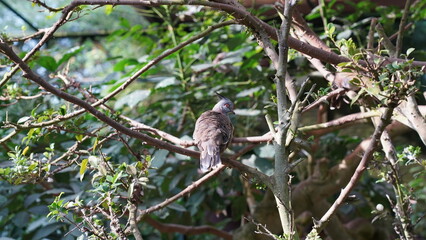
left=0, top=1, right=425, bottom=240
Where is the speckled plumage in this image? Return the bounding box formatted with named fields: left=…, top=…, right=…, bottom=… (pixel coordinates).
left=193, top=95, right=234, bottom=173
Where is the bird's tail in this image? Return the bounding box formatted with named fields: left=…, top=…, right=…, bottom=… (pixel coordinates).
left=200, top=142, right=221, bottom=173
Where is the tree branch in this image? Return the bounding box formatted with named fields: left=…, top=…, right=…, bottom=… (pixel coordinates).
left=313, top=106, right=396, bottom=232
left=271, top=0, right=299, bottom=238
left=302, top=88, right=346, bottom=112
left=299, top=110, right=379, bottom=134
left=395, top=0, right=413, bottom=56
left=0, top=2, right=75, bottom=88
left=291, top=8, right=334, bottom=82
left=0, top=40, right=199, bottom=158
left=133, top=143, right=271, bottom=226
left=401, top=97, right=426, bottom=146
left=43, top=0, right=426, bottom=72
left=137, top=165, right=224, bottom=218
left=129, top=203, right=143, bottom=240
left=144, top=215, right=232, bottom=240
left=122, top=115, right=195, bottom=147
left=2, top=20, right=236, bottom=134
left=376, top=23, right=396, bottom=56
left=29, top=0, right=64, bottom=12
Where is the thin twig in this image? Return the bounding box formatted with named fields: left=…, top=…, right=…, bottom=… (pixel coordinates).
left=29, top=0, right=64, bottom=12
left=137, top=165, right=224, bottom=219
left=375, top=23, right=396, bottom=56
left=247, top=217, right=281, bottom=240
left=0, top=4, right=75, bottom=88
left=145, top=215, right=232, bottom=240
left=367, top=18, right=378, bottom=50
left=302, top=88, right=346, bottom=112
left=395, top=0, right=413, bottom=56
left=0, top=130, right=19, bottom=144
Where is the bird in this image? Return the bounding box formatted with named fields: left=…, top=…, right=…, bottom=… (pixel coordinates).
left=193, top=92, right=234, bottom=173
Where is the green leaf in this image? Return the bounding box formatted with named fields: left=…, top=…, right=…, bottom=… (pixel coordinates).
left=57, top=46, right=84, bottom=67
left=350, top=88, right=366, bottom=106
left=111, top=171, right=122, bottom=184
left=151, top=149, right=169, bottom=168
left=255, top=144, right=275, bottom=158
left=128, top=181, right=134, bottom=198
left=392, top=61, right=400, bottom=69
left=59, top=105, right=67, bottom=115
left=327, top=23, right=336, bottom=37
left=76, top=134, right=83, bottom=142
left=406, top=48, right=415, bottom=56
left=155, top=77, right=178, bottom=89
left=337, top=62, right=352, bottom=67
left=80, top=158, right=88, bottom=181
left=104, top=5, right=114, bottom=15
left=22, top=146, right=30, bottom=156
left=17, top=116, right=31, bottom=124
left=92, top=138, right=99, bottom=153
left=114, top=89, right=150, bottom=109
left=113, top=58, right=139, bottom=72
left=30, top=104, right=41, bottom=117
left=241, top=154, right=274, bottom=176
left=36, top=56, right=58, bottom=72
left=126, top=165, right=137, bottom=176
left=234, top=109, right=261, bottom=116
left=236, top=86, right=264, bottom=98
left=167, top=203, right=186, bottom=212
left=28, top=162, right=38, bottom=171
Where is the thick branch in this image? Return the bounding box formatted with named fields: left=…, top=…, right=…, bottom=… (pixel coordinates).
left=400, top=97, right=426, bottom=146
left=291, top=9, right=334, bottom=82
left=376, top=23, right=396, bottom=56
left=272, top=1, right=298, bottom=238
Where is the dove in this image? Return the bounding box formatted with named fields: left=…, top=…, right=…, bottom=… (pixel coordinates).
left=193, top=93, right=234, bottom=173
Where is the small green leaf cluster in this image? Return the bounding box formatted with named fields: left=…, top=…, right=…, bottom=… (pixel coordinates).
left=48, top=154, right=150, bottom=238
left=0, top=145, right=53, bottom=184
left=306, top=229, right=323, bottom=240
left=397, top=145, right=422, bottom=166
left=47, top=192, right=69, bottom=221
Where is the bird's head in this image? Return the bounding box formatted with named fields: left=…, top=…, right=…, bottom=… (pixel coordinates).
left=212, top=92, right=235, bottom=115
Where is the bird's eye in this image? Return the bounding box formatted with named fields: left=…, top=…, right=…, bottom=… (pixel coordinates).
left=225, top=104, right=230, bottom=108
